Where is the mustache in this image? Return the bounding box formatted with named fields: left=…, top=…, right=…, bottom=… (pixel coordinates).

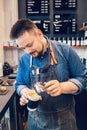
left=29, top=49, right=36, bottom=55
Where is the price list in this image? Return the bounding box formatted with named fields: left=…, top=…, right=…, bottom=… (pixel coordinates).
left=33, top=20, right=50, bottom=34
left=26, top=0, right=49, bottom=15
left=54, top=0, right=77, bottom=9
left=54, top=14, right=77, bottom=34
left=42, top=20, right=50, bottom=33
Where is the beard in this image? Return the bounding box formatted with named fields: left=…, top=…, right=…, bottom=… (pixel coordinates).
left=29, top=42, right=45, bottom=58
left=37, top=43, right=45, bottom=58
left=29, top=50, right=43, bottom=58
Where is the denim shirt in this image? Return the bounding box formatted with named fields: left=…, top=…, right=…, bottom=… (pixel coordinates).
left=15, top=40, right=87, bottom=95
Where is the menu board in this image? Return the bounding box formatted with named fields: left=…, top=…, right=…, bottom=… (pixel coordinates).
left=54, top=0, right=77, bottom=10
left=24, top=0, right=77, bottom=35
left=54, top=14, right=77, bottom=34
left=33, top=20, right=50, bottom=34
left=42, top=20, right=50, bottom=33
left=26, top=0, right=49, bottom=15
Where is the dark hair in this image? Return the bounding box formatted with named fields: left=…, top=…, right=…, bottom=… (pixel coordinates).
left=10, top=18, right=38, bottom=39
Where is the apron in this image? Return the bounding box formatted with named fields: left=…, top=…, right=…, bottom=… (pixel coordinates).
left=28, top=42, right=77, bottom=130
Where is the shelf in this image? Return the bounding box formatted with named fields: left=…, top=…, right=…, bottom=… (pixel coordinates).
left=3, top=46, right=18, bottom=49
left=4, top=45, right=87, bottom=49
left=72, top=45, right=87, bottom=49
left=4, top=46, right=17, bottom=49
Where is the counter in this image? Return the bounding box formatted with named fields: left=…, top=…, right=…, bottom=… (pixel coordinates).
left=0, top=86, right=15, bottom=118
left=0, top=86, right=17, bottom=130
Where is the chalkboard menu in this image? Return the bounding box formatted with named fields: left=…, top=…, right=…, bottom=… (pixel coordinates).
left=54, top=14, right=77, bottom=34
left=54, top=0, right=77, bottom=10
left=26, top=0, right=49, bottom=16
left=19, top=0, right=78, bottom=37
left=42, top=20, right=50, bottom=33
left=33, top=20, right=50, bottom=34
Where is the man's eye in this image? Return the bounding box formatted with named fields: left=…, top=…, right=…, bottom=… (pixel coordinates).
left=20, top=41, right=33, bottom=49
left=22, top=47, right=26, bottom=49
left=27, top=44, right=32, bottom=47
left=20, top=47, right=26, bottom=49
left=27, top=42, right=33, bottom=47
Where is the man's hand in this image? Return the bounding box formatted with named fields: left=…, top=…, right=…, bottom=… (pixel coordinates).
left=20, top=88, right=33, bottom=106
left=45, top=80, right=62, bottom=96
left=20, top=87, right=42, bottom=106
left=45, top=80, right=79, bottom=96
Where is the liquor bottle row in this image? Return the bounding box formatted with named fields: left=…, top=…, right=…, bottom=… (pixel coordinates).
left=3, top=40, right=17, bottom=47
left=3, top=36, right=87, bottom=48
left=49, top=37, right=87, bottom=46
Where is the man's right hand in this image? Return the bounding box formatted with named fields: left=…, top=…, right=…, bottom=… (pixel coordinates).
left=19, top=87, right=42, bottom=106
left=20, top=87, right=33, bottom=106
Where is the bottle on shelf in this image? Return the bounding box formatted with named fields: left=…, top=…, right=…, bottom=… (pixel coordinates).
left=84, top=37, right=87, bottom=45
left=80, top=37, right=84, bottom=46
left=76, top=37, right=80, bottom=46
left=67, top=37, right=71, bottom=46
left=62, top=37, right=67, bottom=44
left=71, top=37, right=76, bottom=46
left=58, top=37, right=61, bottom=43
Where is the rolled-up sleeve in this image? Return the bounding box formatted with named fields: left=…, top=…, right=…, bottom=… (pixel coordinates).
left=67, top=46, right=87, bottom=94
left=14, top=60, right=27, bottom=95
left=14, top=55, right=30, bottom=95
left=68, top=78, right=84, bottom=95
left=16, top=85, right=27, bottom=95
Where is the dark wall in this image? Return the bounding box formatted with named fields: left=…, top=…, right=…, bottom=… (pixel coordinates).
left=18, top=0, right=87, bottom=31
left=18, top=0, right=26, bottom=19
left=77, top=0, right=87, bottom=29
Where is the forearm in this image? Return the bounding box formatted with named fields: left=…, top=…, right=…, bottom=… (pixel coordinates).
left=45, top=80, right=79, bottom=97
left=16, top=85, right=28, bottom=95
left=60, top=81, right=79, bottom=94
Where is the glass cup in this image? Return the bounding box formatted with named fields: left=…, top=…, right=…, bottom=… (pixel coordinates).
left=27, top=90, right=41, bottom=111
left=33, top=82, right=45, bottom=95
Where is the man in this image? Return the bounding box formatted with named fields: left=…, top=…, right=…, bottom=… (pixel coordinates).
left=10, top=18, right=87, bottom=130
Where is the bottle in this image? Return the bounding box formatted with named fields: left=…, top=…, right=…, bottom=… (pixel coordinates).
left=72, top=37, right=76, bottom=46
left=76, top=37, right=79, bottom=46
left=58, top=37, right=61, bottom=43
left=80, top=37, right=84, bottom=46
left=67, top=37, right=71, bottom=46
left=62, top=37, right=66, bottom=44
left=84, top=37, right=87, bottom=45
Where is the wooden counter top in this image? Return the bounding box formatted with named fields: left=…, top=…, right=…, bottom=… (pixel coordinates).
left=0, top=86, right=15, bottom=119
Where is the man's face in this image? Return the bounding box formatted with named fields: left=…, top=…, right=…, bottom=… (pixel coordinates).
left=17, top=30, right=43, bottom=57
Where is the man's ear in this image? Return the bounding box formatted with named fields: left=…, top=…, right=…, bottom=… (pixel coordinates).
left=36, top=29, right=43, bottom=38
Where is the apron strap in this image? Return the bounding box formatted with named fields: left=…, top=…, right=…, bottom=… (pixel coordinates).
left=29, top=42, right=58, bottom=67
left=30, top=55, right=32, bottom=68
left=49, top=42, right=58, bottom=65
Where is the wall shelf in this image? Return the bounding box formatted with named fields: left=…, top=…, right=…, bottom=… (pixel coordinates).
left=3, top=46, right=23, bottom=50
left=3, top=46, right=18, bottom=49
left=72, top=45, right=87, bottom=49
